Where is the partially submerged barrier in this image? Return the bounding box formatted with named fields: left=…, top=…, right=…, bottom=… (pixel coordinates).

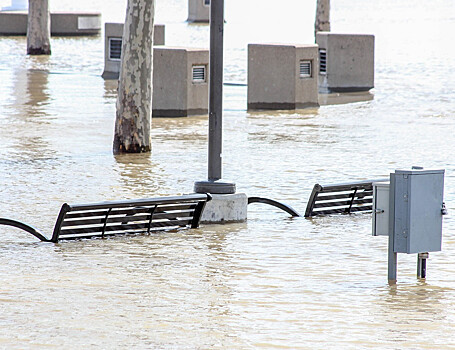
left=0, top=194, right=211, bottom=242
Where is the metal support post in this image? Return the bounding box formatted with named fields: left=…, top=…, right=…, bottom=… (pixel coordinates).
left=388, top=241, right=397, bottom=283
left=417, top=252, right=428, bottom=279
left=194, top=0, right=235, bottom=194
left=388, top=173, right=397, bottom=283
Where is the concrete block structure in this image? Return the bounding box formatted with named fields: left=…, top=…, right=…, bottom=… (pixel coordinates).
left=187, top=0, right=210, bottom=23
left=0, top=11, right=101, bottom=36
left=153, top=47, right=209, bottom=117
left=247, top=43, right=319, bottom=110
left=102, top=22, right=165, bottom=79
left=316, top=32, right=375, bottom=92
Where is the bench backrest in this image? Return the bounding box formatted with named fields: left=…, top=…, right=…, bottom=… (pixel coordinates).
left=304, top=179, right=388, bottom=217
left=51, top=194, right=211, bottom=242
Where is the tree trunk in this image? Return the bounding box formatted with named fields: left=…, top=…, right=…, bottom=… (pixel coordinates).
left=315, top=0, right=330, bottom=39
left=27, top=0, right=51, bottom=55
left=113, top=0, right=155, bottom=154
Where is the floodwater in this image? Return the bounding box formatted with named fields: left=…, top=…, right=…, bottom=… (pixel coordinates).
left=1, top=0, right=455, bottom=348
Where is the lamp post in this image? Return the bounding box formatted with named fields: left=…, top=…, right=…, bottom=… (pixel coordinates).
left=194, top=0, right=235, bottom=194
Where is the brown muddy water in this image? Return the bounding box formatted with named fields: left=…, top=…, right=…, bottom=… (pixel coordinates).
left=1, top=0, right=455, bottom=348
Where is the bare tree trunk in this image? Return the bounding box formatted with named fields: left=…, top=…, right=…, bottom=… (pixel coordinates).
left=27, top=0, right=51, bottom=55
left=113, top=0, right=155, bottom=154
left=315, top=0, right=330, bottom=39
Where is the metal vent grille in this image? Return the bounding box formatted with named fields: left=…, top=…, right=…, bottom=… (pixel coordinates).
left=192, top=65, right=206, bottom=82
left=109, top=38, right=122, bottom=61
left=299, top=60, right=312, bottom=78
left=204, top=0, right=210, bottom=6
left=319, top=49, right=327, bottom=74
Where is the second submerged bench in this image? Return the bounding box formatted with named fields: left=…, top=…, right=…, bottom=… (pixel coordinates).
left=304, top=179, right=388, bottom=217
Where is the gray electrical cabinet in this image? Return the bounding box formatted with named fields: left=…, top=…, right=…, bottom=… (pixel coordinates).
left=390, top=169, right=445, bottom=254
left=372, top=182, right=390, bottom=236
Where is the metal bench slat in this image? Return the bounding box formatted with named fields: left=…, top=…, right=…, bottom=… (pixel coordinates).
left=68, top=194, right=209, bottom=211
left=63, top=204, right=198, bottom=219
left=313, top=198, right=372, bottom=209
left=58, top=219, right=193, bottom=237
left=317, top=179, right=387, bottom=192
left=316, top=191, right=373, bottom=201
left=61, top=210, right=196, bottom=227
left=310, top=205, right=373, bottom=216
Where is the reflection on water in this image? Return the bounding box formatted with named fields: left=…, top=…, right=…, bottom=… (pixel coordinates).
left=319, top=91, right=375, bottom=106
left=1, top=0, right=455, bottom=348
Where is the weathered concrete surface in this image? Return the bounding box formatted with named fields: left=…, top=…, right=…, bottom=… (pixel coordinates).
left=200, top=193, right=247, bottom=223
left=316, top=32, right=375, bottom=92
left=187, top=0, right=210, bottom=23
left=152, top=47, right=209, bottom=117
left=102, top=22, right=165, bottom=79
left=248, top=43, right=319, bottom=110
left=104, top=45, right=208, bottom=118
left=0, top=11, right=101, bottom=36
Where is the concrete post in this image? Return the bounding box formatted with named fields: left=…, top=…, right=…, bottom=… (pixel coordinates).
left=113, top=0, right=155, bottom=154
left=27, top=0, right=51, bottom=55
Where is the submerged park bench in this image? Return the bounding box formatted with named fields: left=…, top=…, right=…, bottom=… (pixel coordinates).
left=304, top=179, right=388, bottom=217
left=0, top=194, right=211, bottom=242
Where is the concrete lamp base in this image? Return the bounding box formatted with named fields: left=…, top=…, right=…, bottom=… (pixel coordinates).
left=194, top=180, right=247, bottom=223
left=200, top=193, right=248, bottom=224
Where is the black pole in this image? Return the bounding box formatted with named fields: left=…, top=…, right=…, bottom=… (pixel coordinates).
left=194, top=0, right=235, bottom=194
left=208, top=0, right=223, bottom=181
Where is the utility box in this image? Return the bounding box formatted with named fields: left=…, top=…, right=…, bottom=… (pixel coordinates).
left=247, top=43, right=319, bottom=110
left=153, top=47, right=209, bottom=117
left=372, top=182, right=390, bottom=237
left=102, top=22, right=165, bottom=79
left=315, top=32, right=374, bottom=93
left=187, top=0, right=210, bottom=23
left=390, top=169, right=445, bottom=254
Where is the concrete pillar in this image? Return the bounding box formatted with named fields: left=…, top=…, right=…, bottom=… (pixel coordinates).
left=187, top=0, right=210, bottom=23
left=248, top=43, right=319, bottom=110
left=316, top=32, right=375, bottom=93
left=152, top=47, right=209, bottom=117
left=102, top=22, right=165, bottom=80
